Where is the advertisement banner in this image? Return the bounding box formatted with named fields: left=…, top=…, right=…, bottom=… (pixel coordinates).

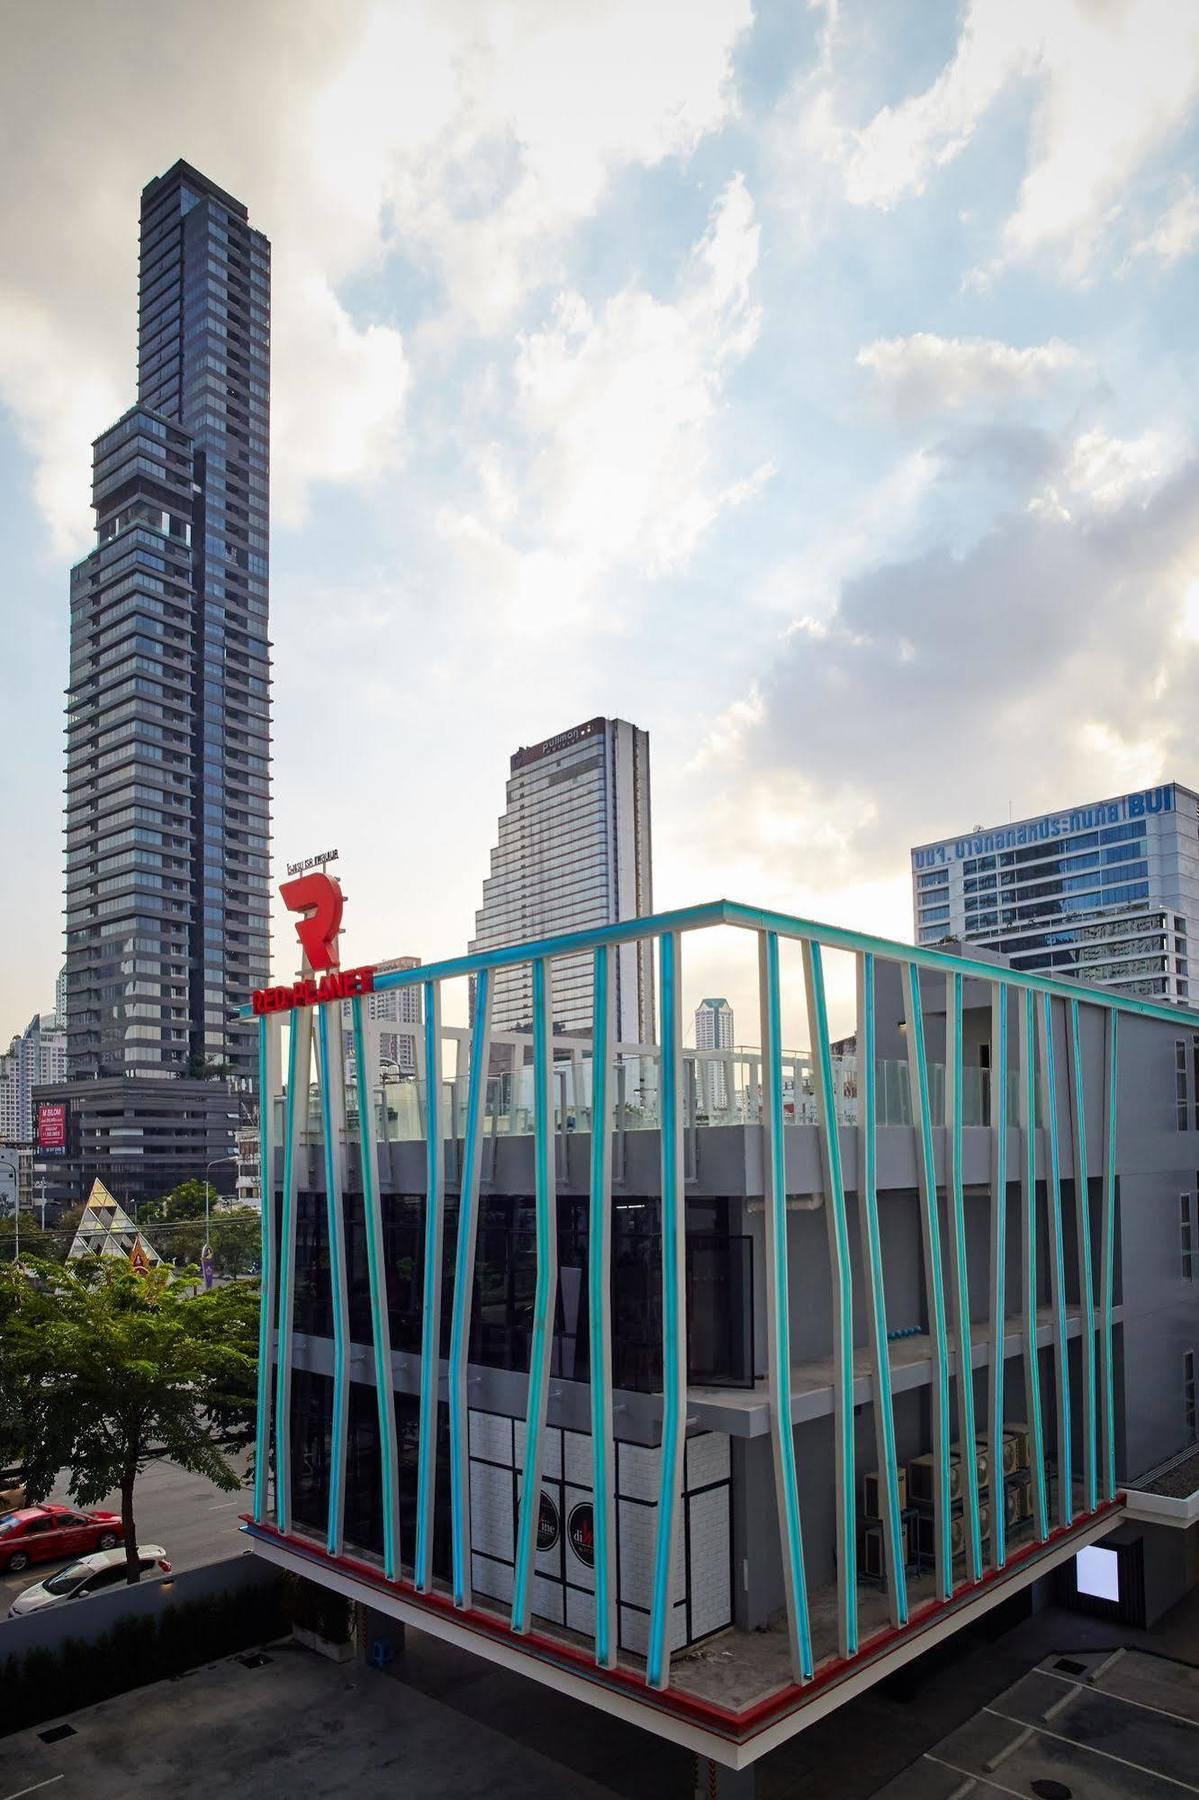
left=36, top=1102, right=68, bottom=1155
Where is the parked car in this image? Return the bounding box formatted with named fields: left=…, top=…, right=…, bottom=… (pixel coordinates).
left=8, top=1545, right=171, bottom=1616
left=0, top=1505, right=124, bottom=1573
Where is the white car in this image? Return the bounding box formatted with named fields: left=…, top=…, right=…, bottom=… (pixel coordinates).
left=7, top=1545, right=172, bottom=1617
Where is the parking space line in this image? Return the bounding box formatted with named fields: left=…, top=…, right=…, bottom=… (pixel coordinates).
left=984, top=1704, right=1199, bottom=1794
left=2, top=1776, right=65, bottom=1800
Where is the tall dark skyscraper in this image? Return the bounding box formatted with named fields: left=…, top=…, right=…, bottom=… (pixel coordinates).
left=54, top=162, right=270, bottom=1196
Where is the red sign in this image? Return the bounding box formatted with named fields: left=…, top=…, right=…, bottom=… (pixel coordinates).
left=279, top=871, right=343, bottom=972
left=252, top=966, right=376, bottom=1016
left=37, top=1101, right=67, bottom=1153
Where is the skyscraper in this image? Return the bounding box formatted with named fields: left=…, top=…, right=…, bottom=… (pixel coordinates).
left=64, top=161, right=270, bottom=1087
left=694, top=996, right=733, bottom=1111
left=911, top=780, right=1197, bottom=1001
left=470, top=718, right=654, bottom=1043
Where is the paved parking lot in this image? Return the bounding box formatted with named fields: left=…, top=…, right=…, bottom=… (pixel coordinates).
left=0, top=1640, right=622, bottom=1800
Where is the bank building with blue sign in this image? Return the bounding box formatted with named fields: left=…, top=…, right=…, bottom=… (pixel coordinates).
left=240, top=881, right=1199, bottom=1786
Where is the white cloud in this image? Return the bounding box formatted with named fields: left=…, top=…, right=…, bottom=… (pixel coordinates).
left=857, top=332, right=1083, bottom=418
left=437, top=174, right=765, bottom=622
left=1130, top=179, right=1199, bottom=264
left=690, top=420, right=1199, bottom=918
left=270, top=270, right=409, bottom=527
left=808, top=0, right=1199, bottom=276
left=0, top=0, right=752, bottom=553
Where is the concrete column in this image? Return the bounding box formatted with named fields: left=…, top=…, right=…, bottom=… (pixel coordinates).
left=694, top=1758, right=760, bottom=1798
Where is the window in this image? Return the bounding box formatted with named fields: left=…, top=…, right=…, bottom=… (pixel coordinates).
left=1186, top=1351, right=1197, bottom=1440
left=1177, top=1041, right=1189, bottom=1130
left=1182, top=1194, right=1194, bottom=1281
left=1193, top=1039, right=1199, bottom=1129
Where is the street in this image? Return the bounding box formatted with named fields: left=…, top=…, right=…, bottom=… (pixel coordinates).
left=0, top=1456, right=251, bottom=1609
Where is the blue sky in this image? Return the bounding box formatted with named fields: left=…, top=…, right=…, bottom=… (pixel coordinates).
left=2, top=0, right=1198, bottom=1038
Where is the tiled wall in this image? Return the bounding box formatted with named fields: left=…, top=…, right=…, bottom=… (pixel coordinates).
left=467, top=1409, right=732, bottom=1655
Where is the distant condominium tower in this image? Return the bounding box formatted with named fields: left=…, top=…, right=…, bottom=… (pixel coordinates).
left=694, top=996, right=733, bottom=1111
left=911, top=780, right=1198, bottom=1002
left=64, top=161, right=271, bottom=1087
left=471, top=718, right=654, bottom=1043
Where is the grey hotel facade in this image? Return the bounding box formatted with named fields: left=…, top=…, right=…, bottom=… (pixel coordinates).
left=38, top=162, right=270, bottom=1203
left=243, top=897, right=1199, bottom=1784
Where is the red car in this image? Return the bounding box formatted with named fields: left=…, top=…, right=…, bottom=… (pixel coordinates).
left=0, top=1506, right=124, bottom=1574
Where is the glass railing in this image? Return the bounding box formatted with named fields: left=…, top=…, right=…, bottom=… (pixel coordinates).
left=279, top=1052, right=1037, bottom=1144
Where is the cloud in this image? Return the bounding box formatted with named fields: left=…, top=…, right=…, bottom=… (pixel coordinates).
left=0, top=0, right=752, bottom=554
left=688, top=422, right=1199, bottom=917
left=436, top=174, right=766, bottom=620
left=857, top=332, right=1084, bottom=419
left=808, top=0, right=1199, bottom=276
left=1130, top=178, right=1199, bottom=265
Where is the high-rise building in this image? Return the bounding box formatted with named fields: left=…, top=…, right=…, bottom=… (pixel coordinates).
left=63, top=161, right=270, bottom=1085
left=911, top=780, right=1198, bottom=1001
left=49, top=161, right=270, bottom=1204
left=343, top=955, right=422, bottom=1081
left=470, top=717, right=654, bottom=1043
left=0, top=1012, right=66, bottom=1144
left=694, top=995, right=734, bottom=1111
left=694, top=996, right=733, bottom=1050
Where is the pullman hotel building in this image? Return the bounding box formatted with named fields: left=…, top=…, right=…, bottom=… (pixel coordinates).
left=911, top=782, right=1199, bottom=1003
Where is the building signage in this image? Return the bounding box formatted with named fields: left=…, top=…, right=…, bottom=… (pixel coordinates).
left=913, top=783, right=1175, bottom=871
left=36, top=1101, right=67, bottom=1154
left=279, top=870, right=343, bottom=973
left=567, top=1502, right=594, bottom=1569
left=286, top=848, right=339, bottom=877
left=537, top=1491, right=560, bottom=1553
left=252, top=967, right=376, bottom=1015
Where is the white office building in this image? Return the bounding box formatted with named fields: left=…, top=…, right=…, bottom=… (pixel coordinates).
left=911, top=780, right=1199, bottom=1001
left=471, top=717, right=654, bottom=1043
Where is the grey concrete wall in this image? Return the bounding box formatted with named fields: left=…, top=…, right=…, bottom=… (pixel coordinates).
left=0, top=1550, right=279, bottom=1663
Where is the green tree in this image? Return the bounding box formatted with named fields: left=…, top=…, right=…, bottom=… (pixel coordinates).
left=0, top=1259, right=258, bottom=1584
left=141, top=1179, right=210, bottom=1226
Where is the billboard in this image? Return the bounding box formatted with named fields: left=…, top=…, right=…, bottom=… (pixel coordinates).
left=36, top=1101, right=68, bottom=1155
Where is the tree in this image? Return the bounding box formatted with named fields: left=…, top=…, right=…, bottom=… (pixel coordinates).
left=0, top=1259, right=258, bottom=1584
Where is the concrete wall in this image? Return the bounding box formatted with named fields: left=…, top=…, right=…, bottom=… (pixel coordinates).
left=0, top=1550, right=279, bottom=1663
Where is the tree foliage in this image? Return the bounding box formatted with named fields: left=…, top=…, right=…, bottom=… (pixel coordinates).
left=0, top=1258, right=258, bottom=1583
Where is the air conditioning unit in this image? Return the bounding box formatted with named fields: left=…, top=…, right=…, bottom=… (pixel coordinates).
left=862, top=1468, right=907, bottom=1520
left=1004, top=1427, right=1032, bottom=1470
left=952, top=1440, right=990, bottom=1490
left=908, top=1453, right=961, bottom=1505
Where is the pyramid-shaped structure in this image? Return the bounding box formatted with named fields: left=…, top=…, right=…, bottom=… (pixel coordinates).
left=67, top=1179, right=161, bottom=1267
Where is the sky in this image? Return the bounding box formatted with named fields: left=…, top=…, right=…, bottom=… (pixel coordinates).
left=1, top=0, right=1198, bottom=1045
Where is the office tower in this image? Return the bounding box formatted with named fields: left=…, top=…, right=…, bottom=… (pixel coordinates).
left=63, top=162, right=270, bottom=1087
left=470, top=718, right=654, bottom=1043
left=54, top=965, right=68, bottom=1027
left=912, top=781, right=1198, bottom=1001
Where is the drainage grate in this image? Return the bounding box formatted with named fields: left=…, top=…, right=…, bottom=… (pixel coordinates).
left=1031, top=1782, right=1073, bottom=1800
left=39, top=1724, right=77, bottom=1744
left=237, top=1652, right=272, bottom=1669
left=1054, top=1658, right=1087, bottom=1675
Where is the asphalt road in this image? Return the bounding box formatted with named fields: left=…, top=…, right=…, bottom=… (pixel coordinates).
left=0, top=1455, right=252, bottom=1607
